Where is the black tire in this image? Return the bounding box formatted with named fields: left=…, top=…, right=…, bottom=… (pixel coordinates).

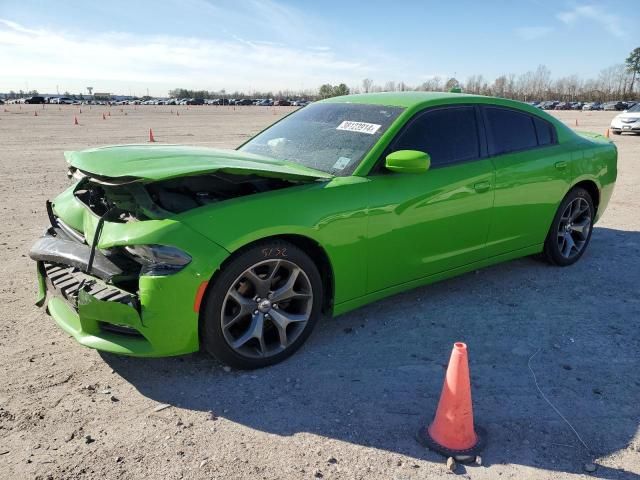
left=543, top=187, right=595, bottom=266
left=201, top=240, right=323, bottom=369
left=612, top=130, right=621, bottom=135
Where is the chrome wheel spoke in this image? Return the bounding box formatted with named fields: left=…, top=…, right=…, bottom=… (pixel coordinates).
left=569, top=201, right=588, bottom=222
left=231, top=312, right=264, bottom=351
left=269, top=310, right=307, bottom=348
left=244, top=268, right=270, bottom=298
left=561, top=233, right=576, bottom=257
left=270, top=266, right=306, bottom=303
left=269, top=310, right=290, bottom=347
left=570, top=218, right=591, bottom=237
left=223, top=290, right=254, bottom=329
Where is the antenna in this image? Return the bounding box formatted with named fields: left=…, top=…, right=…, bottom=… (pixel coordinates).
left=87, top=87, right=93, bottom=96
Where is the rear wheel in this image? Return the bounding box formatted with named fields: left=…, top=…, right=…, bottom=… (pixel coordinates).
left=201, top=241, right=323, bottom=369
left=543, top=187, right=594, bottom=266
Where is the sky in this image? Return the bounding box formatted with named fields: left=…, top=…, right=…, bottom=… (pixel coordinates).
left=0, top=0, right=637, bottom=96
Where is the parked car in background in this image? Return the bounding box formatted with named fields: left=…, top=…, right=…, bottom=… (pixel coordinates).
left=24, top=96, right=46, bottom=104
left=236, top=99, right=253, bottom=106
left=274, top=99, right=291, bottom=106
left=582, top=102, right=601, bottom=111
left=186, top=98, right=205, bottom=105
left=257, top=99, right=274, bottom=106
left=51, top=97, right=74, bottom=104
left=603, top=101, right=625, bottom=111
left=30, top=92, right=617, bottom=368
left=539, top=101, right=558, bottom=110
left=610, top=102, right=640, bottom=135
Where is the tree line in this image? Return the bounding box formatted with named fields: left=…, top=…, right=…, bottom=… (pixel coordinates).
left=4, top=49, right=638, bottom=103
left=356, top=48, right=640, bottom=103
left=169, top=48, right=640, bottom=102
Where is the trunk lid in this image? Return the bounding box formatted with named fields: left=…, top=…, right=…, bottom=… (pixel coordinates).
left=575, top=131, right=614, bottom=145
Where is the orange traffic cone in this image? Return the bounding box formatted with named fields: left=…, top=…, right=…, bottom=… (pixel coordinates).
left=74, top=116, right=79, bottom=125
left=417, top=342, right=484, bottom=460
left=149, top=128, right=155, bottom=142
left=79, top=108, right=82, bottom=114
left=575, top=119, right=578, bottom=127
left=108, top=111, right=111, bottom=116
left=102, top=113, right=106, bottom=120
left=605, top=128, right=610, bottom=138
left=34, top=111, right=38, bottom=116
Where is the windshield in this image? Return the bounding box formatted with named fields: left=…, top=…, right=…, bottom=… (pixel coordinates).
left=628, top=103, right=640, bottom=112
left=239, top=103, right=404, bottom=176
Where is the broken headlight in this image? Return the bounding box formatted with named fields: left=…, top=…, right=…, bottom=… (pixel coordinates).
left=125, top=245, right=191, bottom=276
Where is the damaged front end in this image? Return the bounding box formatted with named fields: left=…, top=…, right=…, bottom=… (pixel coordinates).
left=30, top=145, right=328, bottom=356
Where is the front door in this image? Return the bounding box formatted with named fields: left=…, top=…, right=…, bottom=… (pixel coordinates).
left=365, top=105, right=495, bottom=293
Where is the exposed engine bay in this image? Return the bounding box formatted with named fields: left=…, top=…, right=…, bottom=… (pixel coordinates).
left=71, top=170, right=303, bottom=220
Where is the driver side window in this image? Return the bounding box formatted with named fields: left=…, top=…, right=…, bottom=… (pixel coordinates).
left=391, top=106, right=481, bottom=168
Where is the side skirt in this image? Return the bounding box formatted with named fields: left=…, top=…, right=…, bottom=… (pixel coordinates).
left=332, top=244, right=543, bottom=316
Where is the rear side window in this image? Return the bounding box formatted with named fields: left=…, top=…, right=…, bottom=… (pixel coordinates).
left=533, top=117, right=554, bottom=146
left=484, top=107, right=538, bottom=155
left=392, top=107, right=480, bottom=167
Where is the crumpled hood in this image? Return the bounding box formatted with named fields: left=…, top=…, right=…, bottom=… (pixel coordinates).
left=64, top=144, right=333, bottom=183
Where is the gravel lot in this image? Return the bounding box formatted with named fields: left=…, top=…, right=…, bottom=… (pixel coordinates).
left=0, top=104, right=638, bottom=480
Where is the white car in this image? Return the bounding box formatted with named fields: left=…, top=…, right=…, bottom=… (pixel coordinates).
left=610, top=103, right=640, bottom=135
left=51, top=97, right=74, bottom=104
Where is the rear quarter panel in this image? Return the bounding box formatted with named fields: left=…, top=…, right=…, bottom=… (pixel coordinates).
left=570, top=134, right=617, bottom=222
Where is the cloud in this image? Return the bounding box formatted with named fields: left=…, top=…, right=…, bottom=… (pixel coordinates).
left=0, top=18, right=369, bottom=95
left=515, top=26, right=554, bottom=40
left=556, top=5, right=625, bottom=37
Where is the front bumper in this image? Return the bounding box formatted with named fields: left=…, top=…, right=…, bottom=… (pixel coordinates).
left=38, top=261, right=155, bottom=355
left=31, top=220, right=230, bottom=357
left=610, top=120, right=640, bottom=133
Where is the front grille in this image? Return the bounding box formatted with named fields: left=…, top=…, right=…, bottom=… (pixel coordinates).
left=43, top=261, right=138, bottom=309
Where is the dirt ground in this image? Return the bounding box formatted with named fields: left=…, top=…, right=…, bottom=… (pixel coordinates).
left=0, top=104, right=638, bottom=480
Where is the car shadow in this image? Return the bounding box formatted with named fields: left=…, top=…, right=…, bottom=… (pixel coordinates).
left=102, top=227, right=640, bottom=479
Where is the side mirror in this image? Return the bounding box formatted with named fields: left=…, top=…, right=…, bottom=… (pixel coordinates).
left=385, top=150, right=430, bottom=174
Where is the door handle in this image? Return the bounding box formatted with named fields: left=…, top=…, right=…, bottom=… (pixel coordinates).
left=473, top=181, right=491, bottom=193
left=555, top=161, right=568, bottom=170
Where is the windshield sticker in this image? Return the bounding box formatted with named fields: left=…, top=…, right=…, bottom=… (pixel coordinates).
left=336, top=121, right=381, bottom=135
left=332, top=157, right=351, bottom=170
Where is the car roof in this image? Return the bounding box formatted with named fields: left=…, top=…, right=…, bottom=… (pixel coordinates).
left=318, top=91, right=536, bottom=111
left=318, top=90, right=577, bottom=143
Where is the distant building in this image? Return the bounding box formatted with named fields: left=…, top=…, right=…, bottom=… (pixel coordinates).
left=93, top=92, right=111, bottom=100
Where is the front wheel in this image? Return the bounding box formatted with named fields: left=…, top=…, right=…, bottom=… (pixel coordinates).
left=201, top=241, right=323, bottom=369
left=543, top=187, right=594, bottom=266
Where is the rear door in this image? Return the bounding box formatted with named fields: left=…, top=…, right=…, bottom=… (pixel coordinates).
left=366, top=105, right=495, bottom=293
left=481, top=106, right=571, bottom=256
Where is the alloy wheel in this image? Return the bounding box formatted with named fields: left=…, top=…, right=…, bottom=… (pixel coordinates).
left=220, top=259, right=313, bottom=358
left=556, top=197, right=592, bottom=260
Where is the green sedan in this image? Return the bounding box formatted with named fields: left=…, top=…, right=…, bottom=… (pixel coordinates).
left=30, top=92, right=617, bottom=369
